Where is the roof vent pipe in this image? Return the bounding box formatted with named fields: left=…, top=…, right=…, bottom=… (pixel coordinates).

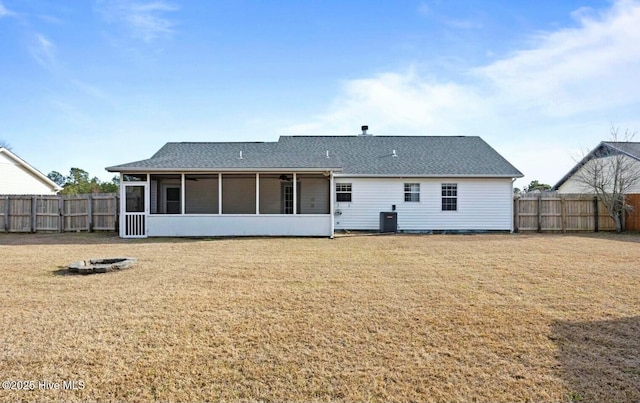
left=361, top=125, right=369, bottom=136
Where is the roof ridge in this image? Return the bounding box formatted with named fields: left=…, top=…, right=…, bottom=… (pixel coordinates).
left=280, top=135, right=472, bottom=138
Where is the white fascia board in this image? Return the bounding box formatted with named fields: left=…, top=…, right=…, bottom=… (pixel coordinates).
left=332, top=173, right=523, bottom=178
left=110, top=167, right=343, bottom=174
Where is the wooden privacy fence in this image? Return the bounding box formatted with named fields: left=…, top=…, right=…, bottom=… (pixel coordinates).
left=626, top=194, right=640, bottom=231
left=514, top=193, right=618, bottom=232
left=1, top=192, right=637, bottom=234
left=0, top=194, right=119, bottom=233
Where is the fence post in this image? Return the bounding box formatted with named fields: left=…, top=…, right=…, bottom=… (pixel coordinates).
left=61, top=197, right=66, bottom=232
left=593, top=196, right=599, bottom=232
left=3, top=196, right=8, bottom=232
left=537, top=193, right=542, bottom=233
left=621, top=195, right=626, bottom=231
left=57, top=196, right=62, bottom=232
left=31, top=196, right=37, bottom=233
left=561, top=196, right=566, bottom=233
left=114, top=194, right=119, bottom=233
left=88, top=194, right=93, bottom=232
left=514, top=197, right=520, bottom=233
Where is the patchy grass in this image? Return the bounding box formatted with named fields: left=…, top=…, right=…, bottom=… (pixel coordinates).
left=0, top=232, right=639, bottom=402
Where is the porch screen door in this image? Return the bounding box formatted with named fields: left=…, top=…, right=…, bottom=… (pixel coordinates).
left=123, top=183, right=147, bottom=237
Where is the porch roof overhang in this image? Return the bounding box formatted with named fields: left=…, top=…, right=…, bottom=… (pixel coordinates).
left=107, top=167, right=342, bottom=173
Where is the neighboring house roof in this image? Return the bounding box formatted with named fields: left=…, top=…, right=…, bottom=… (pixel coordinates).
left=0, top=147, right=62, bottom=193
left=106, top=135, right=523, bottom=178
left=553, top=141, right=640, bottom=190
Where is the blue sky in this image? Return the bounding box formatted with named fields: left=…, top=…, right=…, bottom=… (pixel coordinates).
left=1, top=0, right=639, bottom=188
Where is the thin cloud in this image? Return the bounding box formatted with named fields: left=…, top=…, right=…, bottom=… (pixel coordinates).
left=70, top=79, right=114, bottom=105
left=97, top=0, right=179, bottom=43
left=417, top=2, right=431, bottom=17
left=50, top=100, right=88, bottom=126
left=476, top=0, right=640, bottom=116
left=284, top=70, right=485, bottom=135
left=417, top=2, right=482, bottom=30
left=0, top=1, right=16, bottom=18
left=37, top=14, right=65, bottom=25
left=29, top=33, right=57, bottom=69
left=443, top=18, right=483, bottom=30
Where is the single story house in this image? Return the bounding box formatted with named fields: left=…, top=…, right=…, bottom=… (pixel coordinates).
left=554, top=141, right=640, bottom=193
left=553, top=141, right=640, bottom=231
left=0, top=147, right=62, bottom=195
left=106, top=128, right=523, bottom=238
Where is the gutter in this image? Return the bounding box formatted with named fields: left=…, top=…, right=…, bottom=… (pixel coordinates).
left=332, top=173, right=524, bottom=178
left=106, top=167, right=344, bottom=173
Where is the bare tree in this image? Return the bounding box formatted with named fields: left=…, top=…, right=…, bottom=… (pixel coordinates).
left=573, top=127, right=640, bottom=232
left=0, top=140, right=10, bottom=150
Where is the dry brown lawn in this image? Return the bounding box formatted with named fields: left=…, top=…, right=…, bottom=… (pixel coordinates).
left=0, top=232, right=639, bottom=402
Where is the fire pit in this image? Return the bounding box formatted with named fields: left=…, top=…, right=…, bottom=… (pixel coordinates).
left=68, top=258, right=136, bottom=274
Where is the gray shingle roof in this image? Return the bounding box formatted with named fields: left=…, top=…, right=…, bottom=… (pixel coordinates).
left=605, top=142, right=640, bottom=160
left=106, top=135, right=523, bottom=177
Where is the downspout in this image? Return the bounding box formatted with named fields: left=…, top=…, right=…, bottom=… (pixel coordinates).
left=293, top=173, right=297, bottom=215
left=255, top=173, right=260, bottom=214
left=329, top=171, right=335, bottom=239
left=511, top=178, right=517, bottom=233
left=119, top=173, right=125, bottom=238
left=180, top=173, right=185, bottom=215
left=145, top=173, right=150, bottom=237
left=218, top=173, right=223, bottom=215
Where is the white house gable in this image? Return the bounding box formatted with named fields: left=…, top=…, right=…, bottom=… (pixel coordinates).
left=0, top=149, right=60, bottom=195
left=557, top=155, right=640, bottom=194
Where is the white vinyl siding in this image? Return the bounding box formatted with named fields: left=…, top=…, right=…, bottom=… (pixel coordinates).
left=147, top=215, right=332, bottom=237
left=334, top=177, right=513, bottom=231
left=0, top=152, right=59, bottom=195
left=557, top=155, right=640, bottom=194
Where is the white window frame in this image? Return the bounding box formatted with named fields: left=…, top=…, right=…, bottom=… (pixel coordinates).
left=441, top=183, right=458, bottom=211
left=336, top=183, right=352, bottom=202
left=404, top=183, right=420, bottom=202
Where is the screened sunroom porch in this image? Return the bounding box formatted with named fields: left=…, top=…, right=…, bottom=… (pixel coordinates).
left=120, top=172, right=334, bottom=238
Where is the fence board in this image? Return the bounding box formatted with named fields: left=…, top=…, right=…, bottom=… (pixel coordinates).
left=92, top=195, right=118, bottom=230
left=64, top=195, right=89, bottom=231
left=8, top=197, right=32, bottom=232
left=35, top=196, right=60, bottom=231
left=0, top=196, right=7, bottom=231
